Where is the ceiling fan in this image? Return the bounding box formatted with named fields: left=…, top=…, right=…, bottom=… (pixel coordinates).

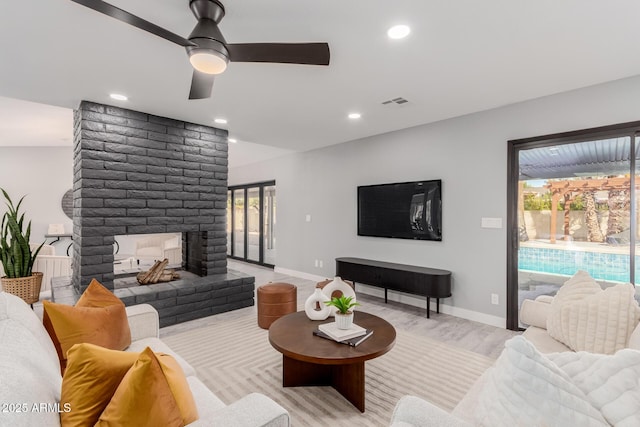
left=70, top=0, right=330, bottom=99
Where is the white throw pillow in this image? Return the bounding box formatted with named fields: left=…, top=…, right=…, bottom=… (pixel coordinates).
left=547, top=270, right=640, bottom=354
left=473, top=336, right=607, bottom=426
left=549, top=349, right=640, bottom=427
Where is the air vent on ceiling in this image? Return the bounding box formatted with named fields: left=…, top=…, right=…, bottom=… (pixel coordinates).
left=381, top=97, right=409, bottom=105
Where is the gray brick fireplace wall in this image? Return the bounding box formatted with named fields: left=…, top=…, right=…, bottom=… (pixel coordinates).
left=72, top=101, right=228, bottom=292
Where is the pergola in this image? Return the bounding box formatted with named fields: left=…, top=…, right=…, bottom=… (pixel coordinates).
left=540, top=177, right=632, bottom=243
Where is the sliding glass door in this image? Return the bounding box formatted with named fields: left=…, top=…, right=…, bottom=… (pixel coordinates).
left=227, top=181, right=276, bottom=267
left=246, top=187, right=260, bottom=262
left=263, top=185, right=276, bottom=265
left=233, top=189, right=245, bottom=259
left=508, top=124, right=640, bottom=330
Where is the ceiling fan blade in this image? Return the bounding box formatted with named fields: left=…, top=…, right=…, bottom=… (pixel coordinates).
left=189, top=70, right=215, bottom=100
left=227, top=43, right=330, bottom=65
left=70, top=0, right=196, bottom=47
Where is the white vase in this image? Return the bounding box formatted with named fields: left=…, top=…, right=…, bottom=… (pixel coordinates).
left=335, top=311, right=354, bottom=330
left=304, top=288, right=331, bottom=320
left=322, top=276, right=356, bottom=317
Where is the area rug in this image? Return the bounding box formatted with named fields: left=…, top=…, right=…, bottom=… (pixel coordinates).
left=163, top=315, right=494, bottom=427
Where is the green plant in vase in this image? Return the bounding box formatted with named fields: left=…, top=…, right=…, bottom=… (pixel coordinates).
left=325, top=295, right=360, bottom=329
left=324, top=295, right=359, bottom=314
left=0, top=188, right=45, bottom=305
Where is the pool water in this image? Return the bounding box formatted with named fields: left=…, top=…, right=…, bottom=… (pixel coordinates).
left=518, top=246, right=638, bottom=283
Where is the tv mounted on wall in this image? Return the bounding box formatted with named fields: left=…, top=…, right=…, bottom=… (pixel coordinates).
left=358, top=180, right=442, bottom=241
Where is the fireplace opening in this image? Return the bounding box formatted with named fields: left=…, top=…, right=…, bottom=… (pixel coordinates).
left=113, top=232, right=207, bottom=289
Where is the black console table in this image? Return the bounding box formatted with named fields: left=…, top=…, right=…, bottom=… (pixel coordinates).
left=335, top=257, right=452, bottom=318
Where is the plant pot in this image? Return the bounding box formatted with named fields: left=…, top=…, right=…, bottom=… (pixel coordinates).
left=1, top=272, right=43, bottom=305
left=335, top=311, right=354, bottom=330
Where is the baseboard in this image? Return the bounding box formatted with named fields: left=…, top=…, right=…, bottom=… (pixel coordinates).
left=355, top=284, right=506, bottom=328
left=274, top=266, right=506, bottom=329
left=273, top=266, right=326, bottom=283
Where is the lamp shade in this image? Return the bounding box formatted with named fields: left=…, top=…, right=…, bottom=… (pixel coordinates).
left=189, top=50, right=228, bottom=74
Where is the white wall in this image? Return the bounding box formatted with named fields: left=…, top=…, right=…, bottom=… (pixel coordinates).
left=0, top=146, right=73, bottom=252
left=229, top=75, right=640, bottom=327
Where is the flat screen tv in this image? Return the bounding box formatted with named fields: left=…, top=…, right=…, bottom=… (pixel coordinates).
left=358, top=180, right=442, bottom=241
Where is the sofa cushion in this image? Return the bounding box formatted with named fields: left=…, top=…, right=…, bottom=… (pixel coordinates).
left=519, top=298, right=551, bottom=329
left=627, top=323, right=640, bottom=350
left=96, top=347, right=197, bottom=427
left=522, top=326, right=571, bottom=353
left=43, top=279, right=132, bottom=371
left=187, top=376, right=227, bottom=418
left=472, top=336, right=607, bottom=426
left=0, top=314, right=63, bottom=427
left=547, top=271, right=640, bottom=354
left=0, top=292, right=59, bottom=369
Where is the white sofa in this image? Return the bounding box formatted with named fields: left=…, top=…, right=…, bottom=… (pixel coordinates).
left=0, top=291, right=290, bottom=427
left=390, top=295, right=640, bottom=426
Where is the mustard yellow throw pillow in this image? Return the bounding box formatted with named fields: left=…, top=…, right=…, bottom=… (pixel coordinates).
left=61, top=343, right=138, bottom=427
left=61, top=344, right=198, bottom=427
left=43, top=278, right=131, bottom=372
left=96, top=347, right=198, bottom=427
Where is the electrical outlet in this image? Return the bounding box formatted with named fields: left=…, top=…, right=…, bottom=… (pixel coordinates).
left=314, top=259, right=319, bottom=267
left=319, top=260, right=323, bottom=268
left=491, top=293, right=499, bottom=305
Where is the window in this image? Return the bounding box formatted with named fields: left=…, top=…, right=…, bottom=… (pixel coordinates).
left=507, top=122, right=640, bottom=330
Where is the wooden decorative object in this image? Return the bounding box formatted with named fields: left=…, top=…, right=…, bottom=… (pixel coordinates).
left=136, top=259, right=180, bottom=285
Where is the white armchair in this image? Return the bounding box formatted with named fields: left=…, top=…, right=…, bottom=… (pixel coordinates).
left=135, top=233, right=182, bottom=265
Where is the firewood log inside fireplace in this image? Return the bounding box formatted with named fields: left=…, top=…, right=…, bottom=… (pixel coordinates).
left=136, top=259, right=180, bottom=285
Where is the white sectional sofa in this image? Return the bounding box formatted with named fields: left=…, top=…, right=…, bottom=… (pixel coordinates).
left=0, top=291, right=290, bottom=427
left=390, top=293, right=640, bottom=426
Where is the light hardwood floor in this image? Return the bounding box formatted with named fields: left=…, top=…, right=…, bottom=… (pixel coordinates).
left=161, top=259, right=519, bottom=359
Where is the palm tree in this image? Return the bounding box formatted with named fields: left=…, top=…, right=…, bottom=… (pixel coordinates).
left=606, top=189, right=630, bottom=237
left=583, top=191, right=604, bottom=242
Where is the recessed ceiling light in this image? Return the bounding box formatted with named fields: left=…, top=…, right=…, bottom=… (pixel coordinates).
left=387, top=24, right=410, bottom=39
left=109, top=93, right=128, bottom=101
left=348, top=113, right=361, bottom=120
left=214, top=118, right=228, bottom=124
left=228, top=138, right=237, bottom=143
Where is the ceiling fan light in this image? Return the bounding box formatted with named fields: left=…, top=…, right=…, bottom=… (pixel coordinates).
left=189, top=51, right=228, bottom=74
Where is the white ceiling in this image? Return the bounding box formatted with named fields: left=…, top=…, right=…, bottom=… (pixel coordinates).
left=2, top=0, right=640, bottom=162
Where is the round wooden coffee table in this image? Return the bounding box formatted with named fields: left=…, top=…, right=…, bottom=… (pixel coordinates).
left=268, top=311, right=396, bottom=412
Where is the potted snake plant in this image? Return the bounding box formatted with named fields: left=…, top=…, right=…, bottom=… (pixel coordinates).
left=0, top=189, right=45, bottom=305
left=325, top=295, right=360, bottom=329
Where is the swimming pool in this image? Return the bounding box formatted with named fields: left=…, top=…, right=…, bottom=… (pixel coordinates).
left=518, top=246, right=638, bottom=283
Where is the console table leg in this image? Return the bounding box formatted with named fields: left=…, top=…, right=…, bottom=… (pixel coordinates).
left=426, top=297, right=430, bottom=319
left=384, top=288, right=388, bottom=303
left=436, top=298, right=440, bottom=313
